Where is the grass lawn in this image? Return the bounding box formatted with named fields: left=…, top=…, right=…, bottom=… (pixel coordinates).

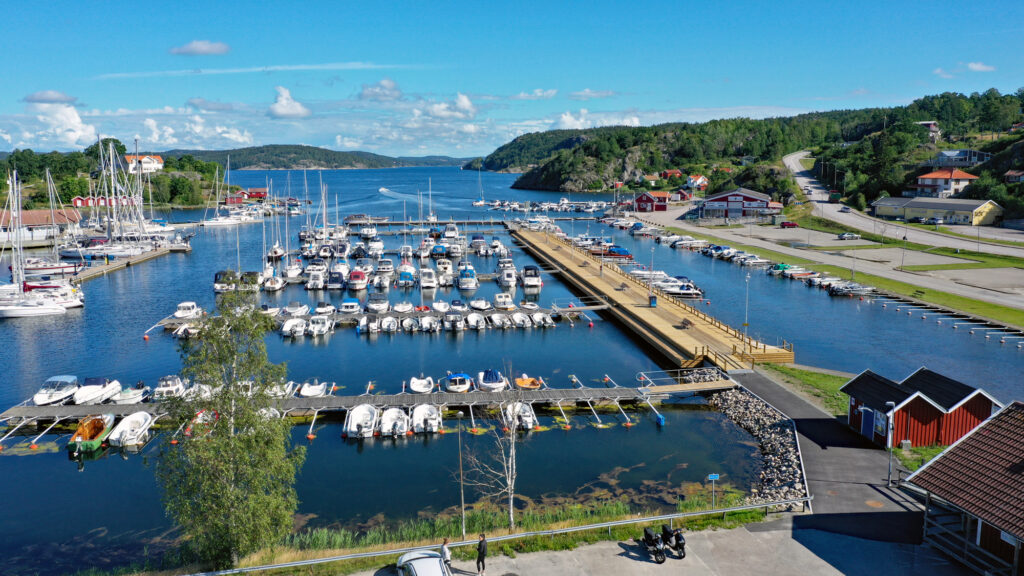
left=799, top=158, right=815, bottom=170
left=894, top=444, right=947, bottom=472
left=665, top=226, right=817, bottom=266
left=762, top=364, right=849, bottom=416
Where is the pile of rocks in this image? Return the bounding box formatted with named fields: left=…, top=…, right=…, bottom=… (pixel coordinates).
left=709, top=388, right=806, bottom=506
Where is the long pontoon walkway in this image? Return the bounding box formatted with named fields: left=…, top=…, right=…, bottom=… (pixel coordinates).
left=510, top=226, right=794, bottom=370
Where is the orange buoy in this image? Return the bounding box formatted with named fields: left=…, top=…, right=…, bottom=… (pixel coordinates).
left=563, top=425, right=571, bottom=430
left=471, top=428, right=478, bottom=434
left=502, top=427, right=509, bottom=433
left=143, top=334, right=149, bottom=341
left=373, top=431, right=381, bottom=437
left=306, top=434, right=316, bottom=440
left=705, top=300, right=710, bottom=305
left=406, top=430, right=414, bottom=436
left=439, top=429, right=446, bottom=435
left=29, top=444, right=38, bottom=450
left=588, top=322, right=594, bottom=328
left=624, top=422, right=634, bottom=428
left=170, top=439, right=179, bottom=445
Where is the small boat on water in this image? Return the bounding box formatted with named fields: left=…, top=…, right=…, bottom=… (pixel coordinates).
left=444, top=312, right=465, bottom=332
left=392, top=301, right=414, bottom=314
left=268, top=380, right=297, bottom=398
left=469, top=297, right=492, bottom=311
left=283, top=301, right=310, bottom=316
left=152, top=375, right=187, bottom=400
left=260, top=304, right=281, bottom=317
left=338, top=298, right=361, bottom=314
left=511, top=311, right=532, bottom=328
left=450, top=300, right=468, bottom=312
left=488, top=312, right=510, bottom=329
left=419, top=315, right=440, bottom=332
left=531, top=312, right=556, bottom=328
left=307, top=315, right=333, bottom=336
left=520, top=265, right=543, bottom=288
left=298, top=378, right=329, bottom=398
left=68, top=414, right=115, bottom=452
left=33, top=375, right=79, bottom=406
left=108, top=412, right=154, bottom=447
left=401, top=317, right=419, bottom=332
left=520, top=301, right=540, bottom=311
left=281, top=318, right=307, bottom=337
left=314, top=302, right=336, bottom=315
left=173, top=301, right=203, bottom=319
left=366, top=292, right=390, bottom=313
left=466, top=312, right=486, bottom=330
left=477, top=369, right=509, bottom=391
left=411, top=404, right=442, bottom=433
left=514, top=373, right=542, bottom=390
left=441, top=372, right=473, bottom=393
left=504, top=402, right=538, bottom=430
left=345, top=404, right=379, bottom=438
left=213, top=270, right=237, bottom=293
left=73, top=377, right=121, bottom=405
left=111, top=381, right=151, bottom=405
left=433, top=300, right=451, bottom=313
left=419, top=269, right=438, bottom=289
left=379, top=407, right=411, bottom=437
left=380, top=316, right=399, bottom=333
left=348, top=270, right=368, bottom=291
left=409, top=375, right=435, bottom=393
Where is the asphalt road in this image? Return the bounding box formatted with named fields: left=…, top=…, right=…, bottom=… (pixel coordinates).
left=782, top=151, right=1024, bottom=258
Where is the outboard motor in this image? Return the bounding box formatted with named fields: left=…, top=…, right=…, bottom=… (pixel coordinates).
left=661, top=524, right=686, bottom=558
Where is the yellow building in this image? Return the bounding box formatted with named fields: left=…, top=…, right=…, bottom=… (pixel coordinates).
left=871, top=197, right=1002, bottom=226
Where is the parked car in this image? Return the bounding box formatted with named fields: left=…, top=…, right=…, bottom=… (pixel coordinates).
left=909, top=217, right=925, bottom=224
left=925, top=217, right=944, bottom=225
left=839, top=206, right=851, bottom=213
left=397, top=551, right=452, bottom=576
left=780, top=221, right=799, bottom=229
left=838, top=232, right=861, bottom=240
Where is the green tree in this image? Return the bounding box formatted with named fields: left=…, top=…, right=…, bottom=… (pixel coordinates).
left=57, top=176, right=89, bottom=204
left=155, top=291, right=305, bottom=568
left=84, top=138, right=127, bottom=161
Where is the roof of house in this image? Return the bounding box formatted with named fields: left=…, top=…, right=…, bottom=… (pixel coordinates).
left=689, top=174, right=706, bottom=180
left=0, top=208, right=82, bottom=227
left=1005, top=170, right=1024, bottom=178
left=641, top=191, right=671, bottom=199
left=918, top=168, right=978, bottom=180
left=904, top=198, right=1000, bottom=212
left=124, top=155, right=164, bottom=163
left=704, top=187, right=771, bottom=203
left=908, top=402, right=1024, bottom=541
left=839, top=370, right=913, bottom=412
left=662, top=169, right=683, bottom=175
left=872, top=196, right=914, bottom=208
left=899, top=368, right=980, bottom=411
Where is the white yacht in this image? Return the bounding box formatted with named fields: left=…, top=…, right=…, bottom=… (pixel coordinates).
left=73, top=377, right=121, bottom=405
left=32, top=375, right=79, bottom=405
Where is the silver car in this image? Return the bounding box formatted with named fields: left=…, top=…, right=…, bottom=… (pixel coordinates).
left=397, top=550, right=452, bottom=576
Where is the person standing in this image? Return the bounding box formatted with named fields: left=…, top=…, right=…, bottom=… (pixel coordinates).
left=476, top=533, right=487, bottom=576
left=440, top=537, right=451, bottom=571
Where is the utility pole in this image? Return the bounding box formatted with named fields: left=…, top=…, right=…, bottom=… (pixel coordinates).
left=456, top=410, right=466, bottom=538
left=886, top=401, right=896, bottom=486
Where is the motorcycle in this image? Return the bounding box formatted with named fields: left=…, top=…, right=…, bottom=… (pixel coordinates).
left=661, top=524, right=686, bottom=558
left=636, top=526, right=666, bottom=564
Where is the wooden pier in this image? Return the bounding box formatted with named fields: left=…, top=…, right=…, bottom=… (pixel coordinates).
left=509, top=226, right=794, bottom=371
left=69, top=244, right=191, bottom=284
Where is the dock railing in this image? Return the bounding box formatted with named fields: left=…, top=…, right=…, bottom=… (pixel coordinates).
left=187, top=495, right=813, bottom=576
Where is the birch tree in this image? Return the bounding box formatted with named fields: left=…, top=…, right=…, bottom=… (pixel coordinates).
left=464, top=400, right=522, bottom=529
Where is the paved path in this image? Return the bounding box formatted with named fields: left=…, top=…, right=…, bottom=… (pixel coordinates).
left=353, top=527, right=966, bottom=576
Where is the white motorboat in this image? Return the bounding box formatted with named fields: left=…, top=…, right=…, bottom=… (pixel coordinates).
left=520, top=301, right=540, bottom=311
left=441, top=372, right=473, bottom=393
left=432, top=301, right=450, bottom=313
left=338, top=298, right=361, bottom=314
left=504, top=402, right=538, bottom=430
left=466, top=312, right=486, bottom=330
left=520, top=265, right=543, bottom=289
left=260, top=304, right=281, bottom=317
left=172, top=323, right=200, bottom=339
left=111, top=382, right=151, bottom=405
left=314, top=302, right=336, bottom=315
left=379, top=407, right=411, bottom=437
left=419, top=269, right=438, bottom=289
left=182, top=383, right=216, bottom=400
left=469, top=297, right=493, bottom=311
left=358, top=315, right=380, bottom=334
left=498, top=268, right=517, bottom=288
left=108, top=412, right=154, bottom=447
left=380, top=316, right=399, bottom=333
left=298, top=378, right=330, bottom=398
left=307, top=315, right=333, bottom=336
left=32, top=375, right=79, bottom=406
left=494, top=292, right=515, bottom=310
left=411, top=404, right=442, bottom=433
left=283, top=260, right=303, bottom=279
left=173, top=301, right=203, bottom=320
left=345, top=404, right=379, bottom=438
left=263, top=275, right=286, bottom=292
left=401, top=317, right=419, bottom=332
left=456, top=268, right=479, bottom=291
left=436, top=259, right=453, bottom=277
left=366, top=292, right=390, bottom=313
left=477, top=369, right=509, bottom=391
left=348, top=270, right=369, bottom=291
left=531, top=312, right=556, bottom=328
left=152, top=375, right=187, bottom=400
left=443, top=312, right=465, bottom=332
left=331, top=261, right=351, bottom=278
left=21, top=257, right=85, bottom=277
left=408, top=375, right=435, bottom=393
left=281, top=318, right=307, bottom=337
left=213, top=270, right=237, bottom=293
left=419, top=315, right=440, bottom=332
left=268, top=380, right=297, bottom=398
left=305, top=270, right=326, bottom=290
left=359, top=224, right=377, bottom=239
left=73, top=377, right=122, bottom=405
left=376, top=258, right=395, bottom=277
left=496, top=258, right=516, bottom=272
left=259, top=408, right=282, bottom=420
left=511, top=311, right=532, bottom=328
left=488, top=312, right=510, bottom=329
left=392, top=301, right=414, bottom=314
left=283, top=302, right=310, bottom=316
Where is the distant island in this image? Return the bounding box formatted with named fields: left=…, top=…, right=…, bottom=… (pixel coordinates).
left=162, top=144, right=471, bottom=170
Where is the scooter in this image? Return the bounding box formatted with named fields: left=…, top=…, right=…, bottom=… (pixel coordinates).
left=661, top=524, right=686, bottom=558
left=636, top=526, right=666, bottom=564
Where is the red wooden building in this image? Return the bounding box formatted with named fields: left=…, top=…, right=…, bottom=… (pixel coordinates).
left=908, top=402, right=1024, bottom=576
left=245, top=187, right=268, bottom=200
left=635, top=191, right=670, bottom=212
left=840, top=368, right=1001, bottom=448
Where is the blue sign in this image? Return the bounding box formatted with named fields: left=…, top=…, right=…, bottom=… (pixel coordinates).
left=708, top=474, right=720, bottom=481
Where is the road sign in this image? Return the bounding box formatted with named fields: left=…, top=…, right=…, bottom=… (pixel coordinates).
left=708, top=473, right=719, bottom=481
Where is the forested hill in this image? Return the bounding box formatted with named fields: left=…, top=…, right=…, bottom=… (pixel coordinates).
left=480, top=88, right=1024, bottom=193
left=161, top=145, right=469, bottom=170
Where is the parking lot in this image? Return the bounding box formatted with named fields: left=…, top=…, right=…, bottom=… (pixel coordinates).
left=741, top=225, right=880, bottom=249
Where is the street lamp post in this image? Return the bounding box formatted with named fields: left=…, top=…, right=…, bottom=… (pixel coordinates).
left=649, top=246, right=655, bottom=305
left=885, top=401, right=896, bottom=487
left=743, top=272, right=751, bottom=358
left=456, top=410, right=466, bottom=538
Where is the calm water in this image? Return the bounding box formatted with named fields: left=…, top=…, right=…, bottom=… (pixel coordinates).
left=0, top=166, right=1019, bottom=574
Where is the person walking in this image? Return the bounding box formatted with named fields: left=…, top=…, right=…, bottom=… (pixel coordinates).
left=440, top=537, right=451, bottom=571
left=476, top=533, right=487, bottom=576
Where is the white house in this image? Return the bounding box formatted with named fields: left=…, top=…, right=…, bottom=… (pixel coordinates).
left=125, top=155, right=165, bottom=174
left=904, top=168, right=978, bottom=198
left=687, top=174, right=708, bottom=191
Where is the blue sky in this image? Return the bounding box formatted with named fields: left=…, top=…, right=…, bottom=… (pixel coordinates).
left=2, top=0, right=1021, bottom=156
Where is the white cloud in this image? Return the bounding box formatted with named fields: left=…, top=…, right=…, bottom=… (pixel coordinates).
left=187, top=97, right=234, bottom=112
left=335, top=135, right=362, bottom=148
left=425, top=93, right=476, bottom=119
left=82, top=106, right=185, bottom=117
left=215, top=125, right=253, bottom=144
left=556, top=109, right=590, bottom=129
left=29, top=102, right=97, bottom=146
left=460, top=124, right=481, bottom=134
left=967, top=61, right=995, bottom=72
left=170, top=40, right=230, bottom=55
left=0, top=129, right=10, bottom=144
left=569, top=89, right=616, bottom=101
left=359, top=78, right=403, bottom=102
left=268, top=86, right=311, bottom=119
left=143, top=118, right=178, bottom=146
left=185, top=114, right=207, bottom=136
left=933, top=67, right=954, bottom=79
left=511, top=88, right=557, bottom=101
left=24, top=90, right=78, bottom=104
left=97, top=61, right=402, bottom=80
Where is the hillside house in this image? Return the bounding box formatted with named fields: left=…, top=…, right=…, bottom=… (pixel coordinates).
left=635, top=191, right=670, bottom=212
left=904, top=168, right=978, bottom=198
left=687, top=174, right=708, bottom=191
left=642, top=174, right=660, bottom=186
left=927, top=149, right=991, bottom=169
left=125, top=155, right=164, bottom=174
left=1005, top=170, right=1024, bottom=184
left=660, top=169, right=683, bottom=180
left=915, top=121, right=942, bottom=142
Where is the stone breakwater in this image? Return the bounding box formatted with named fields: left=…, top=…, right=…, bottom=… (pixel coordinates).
left=709, top=388, right=806, bottom=506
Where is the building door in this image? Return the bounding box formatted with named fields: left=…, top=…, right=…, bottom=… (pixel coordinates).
left=860, top=409, right=874, bottom=439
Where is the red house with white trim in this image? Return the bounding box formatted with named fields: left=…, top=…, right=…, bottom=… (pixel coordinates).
left=687, top=174, right=708, bottom=191
left=635, top=191, right=670, bottom=212
left=840, top=368, right=1002, bottom=448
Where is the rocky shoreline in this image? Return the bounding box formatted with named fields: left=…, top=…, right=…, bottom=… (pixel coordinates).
left=709, top=388, right=806, bottom=506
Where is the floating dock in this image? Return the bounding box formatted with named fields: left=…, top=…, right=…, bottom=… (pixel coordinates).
left=69, top=244, right=191, bottom=284
left=509, top=226, right=795, bottom=370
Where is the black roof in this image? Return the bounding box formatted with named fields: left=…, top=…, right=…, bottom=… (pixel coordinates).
left=900, top=368, right=977, bottom=410
left=839, top=370, right=912, bottom=412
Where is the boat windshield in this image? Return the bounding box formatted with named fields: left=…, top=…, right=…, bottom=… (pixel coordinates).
left=83, top=377, right=107, bottom=387
left=158, top=376, right=180, bottom=387
left=43, top=376, right=77, bottom=390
